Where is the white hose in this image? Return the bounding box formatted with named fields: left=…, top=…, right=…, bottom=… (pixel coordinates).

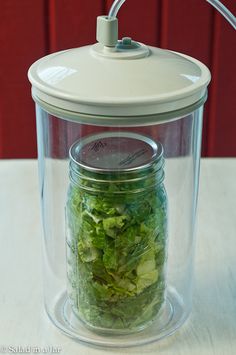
left=207, top=0, right=236, bottom=29
left=108, top=0, right=126, bottom=19
left=108, top=0, right=236, bottom=29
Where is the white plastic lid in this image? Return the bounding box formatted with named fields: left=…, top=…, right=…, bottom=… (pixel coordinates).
left=28, top=19, right=211, bottom=122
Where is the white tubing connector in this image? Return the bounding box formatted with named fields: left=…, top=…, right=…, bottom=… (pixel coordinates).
left=96, top=16, right=118, bottom=47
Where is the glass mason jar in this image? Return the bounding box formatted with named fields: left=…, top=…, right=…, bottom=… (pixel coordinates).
left=66, top=132, right=168, bottom=333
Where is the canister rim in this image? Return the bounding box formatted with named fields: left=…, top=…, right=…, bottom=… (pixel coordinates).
left=33, top=91, right=207, bottom=125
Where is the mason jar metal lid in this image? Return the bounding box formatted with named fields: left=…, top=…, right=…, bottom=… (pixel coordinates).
left=69, top=132, right=163, bottom=173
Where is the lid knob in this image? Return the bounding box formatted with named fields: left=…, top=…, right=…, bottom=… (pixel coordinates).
left=96, top=16, right=118, bottom=47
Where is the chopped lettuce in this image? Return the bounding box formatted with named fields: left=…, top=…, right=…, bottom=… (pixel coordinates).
left=66, top=170, right=168, bottom=331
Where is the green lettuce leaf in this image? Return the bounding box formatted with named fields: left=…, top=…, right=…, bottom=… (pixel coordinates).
left=66, top=169, right=168, bottom=330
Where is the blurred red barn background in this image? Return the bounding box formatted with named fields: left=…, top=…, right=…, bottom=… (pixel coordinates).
left=0, top=0, right=235, bottom=158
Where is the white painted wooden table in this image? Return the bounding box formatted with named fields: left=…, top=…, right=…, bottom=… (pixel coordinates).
left=0, top=159, right=235, bottom=355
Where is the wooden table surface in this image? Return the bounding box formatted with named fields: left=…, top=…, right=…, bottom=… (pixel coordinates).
left=0, top=159, right=236, bottom=355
